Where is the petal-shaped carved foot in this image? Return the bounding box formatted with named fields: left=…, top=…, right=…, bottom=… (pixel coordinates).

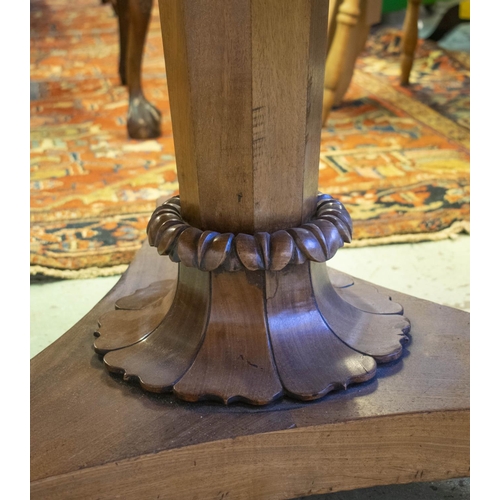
left=99, top=266, right=210, bottom=392
left=173, top=271, right=283, bottom=405
left=94, top=279, right=176, bottom=354
left=315, top=264, right=411, bottom=363
left=96, top=261, right=410, bottom=405
left=127, top=94, right=162, bottom=139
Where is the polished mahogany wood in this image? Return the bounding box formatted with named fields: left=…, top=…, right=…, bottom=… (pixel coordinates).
left=146, top=194, right=352, bottom=272
left=312, top=263, right=410, bottom=362
left=173, top=270, right=283, bottom=404
left=103, top=265, right=210, bottom=392
left=94, top=281, right=175, bottom=353
left=265, top=262, right=378, bottom=399
left=97, top=192, right=409, bottom=403
left=31, top=241, right=470, bottom=499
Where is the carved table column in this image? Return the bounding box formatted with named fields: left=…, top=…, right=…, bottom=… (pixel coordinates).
left=94, top=0, right=409, bottom=405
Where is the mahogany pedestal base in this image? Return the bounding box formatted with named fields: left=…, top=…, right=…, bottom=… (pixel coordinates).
left=31, top=241, right=470, bottom=499
left=91, top=194, right=410, bottom=405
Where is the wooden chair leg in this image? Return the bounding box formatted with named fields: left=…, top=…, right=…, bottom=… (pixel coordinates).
left=321, top=0, right=363, bottom=126
left=400, top=0, right=422, bottom=86
left=114, top=0, right=129, bottom=85
left=344, top=0, right=382, bottom=90
left=116, top=0, right=162, bottom=139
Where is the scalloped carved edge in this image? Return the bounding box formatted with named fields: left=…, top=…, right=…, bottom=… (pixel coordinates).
left=96, top=264, right=410, bottom=405
left=146, top=193, right=353, bottom=272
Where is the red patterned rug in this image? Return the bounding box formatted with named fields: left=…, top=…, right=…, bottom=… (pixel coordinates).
left=30, top=0, right=470, bottom=278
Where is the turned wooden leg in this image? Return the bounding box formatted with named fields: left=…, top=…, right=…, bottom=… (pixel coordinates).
left=94, top=0, right=410, bottom=405
left=116, top=0, right=161, bottom=139
left=400, top=0, right=422, bottom=86
left=322, top=0, right=363, bottom=126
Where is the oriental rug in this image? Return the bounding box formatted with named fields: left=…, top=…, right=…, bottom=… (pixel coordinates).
left=30, top=0, right=470, bottom=278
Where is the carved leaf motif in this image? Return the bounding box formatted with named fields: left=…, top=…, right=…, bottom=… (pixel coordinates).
left=95, top=263, right=410, bottom=404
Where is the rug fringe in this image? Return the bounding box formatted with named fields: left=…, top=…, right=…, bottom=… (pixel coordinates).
left=30, top=221, right=470, bottom=279
left=347, top=220, right=470, bottom=248
left=30, top=264, right=130, bottom=280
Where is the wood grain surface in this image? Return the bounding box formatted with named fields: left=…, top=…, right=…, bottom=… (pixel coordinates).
left=103, top=265, right=210, bottom=392
left=94, top=279, right=176, bottom=353
left=266, top=263, right=377, bottom=399
left=312, top=262, right=410, bottom=362
left=173, top=270, right=283, bottom=404
left=94, top=254, right=409, bottom=403
left=31, top=241, right=470, bottom=499
left=159, top=0, right=329, bottom=234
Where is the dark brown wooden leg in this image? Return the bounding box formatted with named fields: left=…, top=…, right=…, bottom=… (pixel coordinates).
left=118, top=0, right=161, bottom=139
left=114, top=0, right=129, bottom=85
